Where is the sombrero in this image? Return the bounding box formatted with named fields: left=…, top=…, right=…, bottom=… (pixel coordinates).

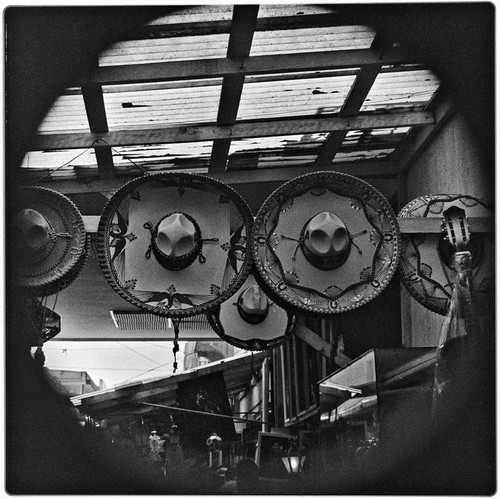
left=12, top=186, right=88, bottom=296
left=398, top=194, right=494, bottom=315
left=207, top=271, right=297, bottom=351
left=97, top=172, right=254, bottom=318
left=251, top=171, right=401, bottom=315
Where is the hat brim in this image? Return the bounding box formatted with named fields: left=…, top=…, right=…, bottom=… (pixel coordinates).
left=251, top=171, right=401, bottom=315
left=97, top=173, right=253, bottom=318
left=398, top=194, right=494, bottom=315
left=207, top=273, right=297, bottom=351
left=14, top=187, right=87, bottom=293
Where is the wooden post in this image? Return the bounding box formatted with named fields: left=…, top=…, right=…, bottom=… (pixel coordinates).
left=261, top=357, right=270, bottom=432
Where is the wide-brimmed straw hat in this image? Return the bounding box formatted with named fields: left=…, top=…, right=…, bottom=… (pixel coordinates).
left=398, top=194, right=494, bottom=315
left=251, top=171, right=401, bottom=315
left=97, top=172, right=254, bottom=318
left=207, top=271, right=297, bottom=351
left=13, top=186, right=88, bottom=296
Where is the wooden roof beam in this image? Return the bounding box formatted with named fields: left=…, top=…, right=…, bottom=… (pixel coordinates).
left=395, top=92, right=456, bottom=174
left=90, top=47, right=409, bottom=85
left=25, top=160, right=398, bottom=195
left=315, top=35, right=391, bottom=165
left=82, top=83, right=115, bottom=177
left=210, top=5, right=259, bottom=172
left=31, top=111, right=435, bottom=150
left=130, top=13, right=369, bottom=39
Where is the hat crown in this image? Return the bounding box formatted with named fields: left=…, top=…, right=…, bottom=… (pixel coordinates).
left=157, top=213, right=197, bottom=257
left=239, top=284, right=269, bottom=315
left=304, top=212, right=350, bottom=257
left=15, top=208, right=52, bottom=250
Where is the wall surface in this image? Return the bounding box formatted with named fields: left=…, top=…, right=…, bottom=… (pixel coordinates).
left=402, top=112, right=493, bottom=347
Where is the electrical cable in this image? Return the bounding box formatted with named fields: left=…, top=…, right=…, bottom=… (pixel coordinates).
left=116, top=341, right=164, bottom=365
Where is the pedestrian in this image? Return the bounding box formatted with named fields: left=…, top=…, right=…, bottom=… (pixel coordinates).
left=148, top=430, right=162, bottom=462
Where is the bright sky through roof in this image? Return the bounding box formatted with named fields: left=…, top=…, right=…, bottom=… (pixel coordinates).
left=40, top=341, right=188, bottom=388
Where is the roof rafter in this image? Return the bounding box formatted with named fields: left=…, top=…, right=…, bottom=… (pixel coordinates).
left=82, top=82, right=115, bottom=176
left=90, top=47, right=409, bottom=86
left=23, top=161, right=398, bottom=195
left=130, top=13, right=368, bottom=39
left=315, top=34, right=392, bottom=165
left=31, top=111, right=435, bottom=151
left=210, top=5, right=259, bottom=172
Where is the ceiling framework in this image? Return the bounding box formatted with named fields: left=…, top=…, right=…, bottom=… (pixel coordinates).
left=21, top=4, right=442, bottom=195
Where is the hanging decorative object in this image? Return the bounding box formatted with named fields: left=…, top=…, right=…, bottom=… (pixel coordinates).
left=432, top=250, right=482, bottom=419
left=251, top=171, right=401, bottom=315
left=398, top=194, right=494, bottom=315
left=207, top=268, right=297, bottom=351
left=26, top=298, right=62, bottom=347
left=97, top=172, right=254, bottom=370
left=12, top=186, right=88, bottom=296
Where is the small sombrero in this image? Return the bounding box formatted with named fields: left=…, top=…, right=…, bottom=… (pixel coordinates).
left=12, top=186, right=88, bottom=296
left=251, top=171, right=401, bottom=315
left=97, top=172, right=254, bottom=318
left=207, top=271, right=297, bottom=351
left=398, top=194, right=494, bottom=315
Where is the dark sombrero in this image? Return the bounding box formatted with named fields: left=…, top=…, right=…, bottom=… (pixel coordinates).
left=398, top=194, right=494, bottom=315
left=12, top=186, right=88, bottom=296
left=97, top=172, right=254, bottom=318
left=207, top=270, right=297, bottom=351
left=251, top=171, right=401, bottom=315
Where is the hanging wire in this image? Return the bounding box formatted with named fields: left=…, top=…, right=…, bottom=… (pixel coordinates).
left=117, top=341, right=164, bottom=365
left=32, top=140, right=101, bottom=184
left=93, top=138, right=151, bottom=176
left=31, top=137, right=152, bottom=185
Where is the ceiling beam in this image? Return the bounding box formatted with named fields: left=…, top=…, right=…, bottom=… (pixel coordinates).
left=395, top=95, right=456, bottom=174
left=82, top=83, right=115, bottom=177
left=31, top=111, right=435, bottom=150
left=130, top=13, right=368, bottom=39
left=210, top=5, right=259, bottom=172
left=90, top=47, right=409, bottom=86
left=26, top=161, right=398, bottom=195
left=315, top=35, right=390, bottom=165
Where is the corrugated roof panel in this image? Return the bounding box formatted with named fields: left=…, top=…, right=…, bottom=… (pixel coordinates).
left=98, top=33, right=230, bottom=65
left=361, top=70, right=440, bottom=112
left=229, top=154, right=318, bottom=170
left=20, top=149, right=97, bottom=170
left=334, top=149, right=395, bottom=163
left=111, top=143, right=212, bottom=172
left=258, top=4, right=336, bottom=17
left=238, top=73, right=357, bottom=121
left=37, top=94, right=89, bottom=133
left=229, top=133, right=327, bottom=153
left=20, top=142, right=213, bottom=178
left=227, top=133, right=326, bottom=170
left=251, top=25, right=376, bottom=56
left=146, top=5, right=234, bottom=24
left=343, top=127, right=410, bottom=148
left=103, top=80, right=222, bottom=129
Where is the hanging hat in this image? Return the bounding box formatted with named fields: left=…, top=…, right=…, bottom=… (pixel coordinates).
left=145, top=212, right=202, bottom=270
left=207, top=272, right=297, bottom=351
left=251, top=171, right=401, bottom=315
left=301, top=211, right=351, bottom=270
left=12, top=186, right=88, bottom=296
left=398, top=194, right=494, bottom=315
left=97, top=172, right=254, bottom=318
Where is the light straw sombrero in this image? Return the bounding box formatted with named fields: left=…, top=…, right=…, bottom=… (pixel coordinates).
left=207, top=270, right=297, bottom=351
left=97, top=172, right=254, bottom=318
left=13, top=186, right=88, bottom=296
left=251, top=171, right=401, bottom=315
left=398, top=194, right=494, bottom=315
